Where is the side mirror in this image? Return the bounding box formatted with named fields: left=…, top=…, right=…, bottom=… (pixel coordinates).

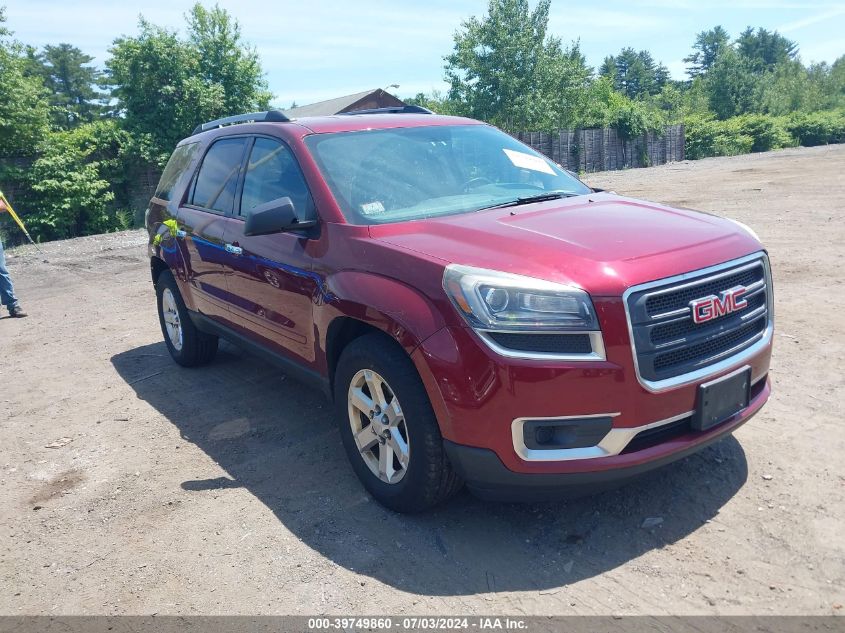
left=243, top=197, right=317, bottom=236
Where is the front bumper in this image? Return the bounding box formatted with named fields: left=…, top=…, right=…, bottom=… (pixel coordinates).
left=410, top=301, right=772, bottom=485
left=442, top=377, right=768, bottom=501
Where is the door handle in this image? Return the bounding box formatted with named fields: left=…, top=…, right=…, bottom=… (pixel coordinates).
left=225, top=243, right=243, bottom=256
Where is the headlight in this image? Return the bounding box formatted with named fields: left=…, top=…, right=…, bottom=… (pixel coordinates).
left=443, top=264, right=599, bottom=331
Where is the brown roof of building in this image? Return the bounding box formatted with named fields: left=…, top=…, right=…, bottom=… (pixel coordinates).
left=284, top=88, right=405, bottom=118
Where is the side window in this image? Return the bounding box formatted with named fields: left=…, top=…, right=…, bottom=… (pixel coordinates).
left=241, top=137, right=316, bottom=221
left=191, top=137, right=248, bottom=213
left=155, top=142, right=199, bottom=201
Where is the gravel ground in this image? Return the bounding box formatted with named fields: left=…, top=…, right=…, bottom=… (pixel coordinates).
left=0, top=145, right=843, bottom=615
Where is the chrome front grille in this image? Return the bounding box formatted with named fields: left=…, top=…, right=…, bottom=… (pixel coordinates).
left=625, top=253, right=772, bottom=388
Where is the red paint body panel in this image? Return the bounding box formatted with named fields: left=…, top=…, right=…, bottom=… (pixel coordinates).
left=147, top=113, right=773, bottom=490
left=368, top=193, right=762, bottom=296
left=411, top=320, right=771, bottom=474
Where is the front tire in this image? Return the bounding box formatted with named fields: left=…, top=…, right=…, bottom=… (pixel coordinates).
left=156, top=270, right=218, bottom=367
left=334, top=333, right=462, bottom=513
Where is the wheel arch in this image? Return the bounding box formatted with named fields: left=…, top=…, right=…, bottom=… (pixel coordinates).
left=150, top=255, right=169, bottom=285
left=325, top=317, right=402, bottom=400
left=318, top=270, right=452, bottom=401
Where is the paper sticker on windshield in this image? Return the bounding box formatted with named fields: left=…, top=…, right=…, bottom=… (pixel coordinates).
left=503, top=149, right=556, bottom=175
left=361, top=201, right=385, bottom=215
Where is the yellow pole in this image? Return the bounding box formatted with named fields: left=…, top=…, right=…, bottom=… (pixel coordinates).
left=0, top=189, right=43, bottom=252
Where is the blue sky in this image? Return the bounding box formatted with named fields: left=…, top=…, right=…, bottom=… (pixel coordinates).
left=6, top=0, right=845, bottom=107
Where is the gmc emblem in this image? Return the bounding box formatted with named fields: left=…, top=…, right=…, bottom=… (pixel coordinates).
left=690, top=285, right=748, bottom=324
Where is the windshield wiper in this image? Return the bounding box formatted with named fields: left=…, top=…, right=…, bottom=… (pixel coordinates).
left=475, top=191, right=580, bottom=212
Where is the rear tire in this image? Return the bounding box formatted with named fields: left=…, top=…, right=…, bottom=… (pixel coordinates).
left=156, top=270, right=218, bottom=367
left=334, top=333, right=463, bottom=513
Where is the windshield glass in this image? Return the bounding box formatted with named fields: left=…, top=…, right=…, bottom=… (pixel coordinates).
left=304, top=124, right=591, bottom=225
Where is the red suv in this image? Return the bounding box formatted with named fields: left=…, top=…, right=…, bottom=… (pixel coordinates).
left=146, top=107, right=773, bottom=512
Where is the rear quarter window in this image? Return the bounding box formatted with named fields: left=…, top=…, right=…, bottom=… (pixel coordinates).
left=154, top=142, right=200, bottom=202
left=191, top=137, right=249, bottom=214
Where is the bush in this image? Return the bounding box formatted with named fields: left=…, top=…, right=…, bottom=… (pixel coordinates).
left=24, top=120, right=134, bottom=241
left=685, top=113, right=798, bottom=159
left=685, top=115, right=752, bottom=159
left=785, top=110, right=845, bottom=146
left=730, top=114, right=794, bottom=152
left=713, top=130, right=754, bottom=156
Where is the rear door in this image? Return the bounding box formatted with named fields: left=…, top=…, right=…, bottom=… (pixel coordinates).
left=220, top=136, right=321, bottom=365
left=177, top=136, right=249, bottom=322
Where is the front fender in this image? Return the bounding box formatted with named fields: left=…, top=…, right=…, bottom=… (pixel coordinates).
left=316, top=270, right=450, bottom=355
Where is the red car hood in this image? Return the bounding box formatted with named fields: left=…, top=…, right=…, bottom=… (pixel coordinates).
left=368, top=192, right=763, bottom=296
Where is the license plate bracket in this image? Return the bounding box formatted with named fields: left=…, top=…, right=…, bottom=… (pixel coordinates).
left=693, top=366, right=751, bottom=431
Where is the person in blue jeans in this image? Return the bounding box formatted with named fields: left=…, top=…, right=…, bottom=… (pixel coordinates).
left=0, top=236, right=27, bottom=318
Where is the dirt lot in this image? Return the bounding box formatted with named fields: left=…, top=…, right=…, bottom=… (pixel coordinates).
left=1, top=145, right=843, bottom=616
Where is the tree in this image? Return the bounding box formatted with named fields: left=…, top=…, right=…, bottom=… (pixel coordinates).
left=760, top=60, right=827, bottom=115
left=31, top=43, right=109, bottom=128
left=0, top=9, right=50, bottom=157
left=27, top=120, right=128, bottom=240
left=601, top=48, right=668, bottom=99
left=684, top=26, right=730, bottom=78
left=107, top=5, right=271, bottom=166
left=108, top=20, right=212, bottom=165
left=186, top=3, right=271, bottom=114
left=828, top=55, right=845, bottom=108
left=705, top=48, right=760, bottom=119
left=548, top=41, right=593, bottom=127
left=443, top=0, right=587, bottom=130
left=405, top=90, right=460, bottom=115
left=736, top=27, right=797, bottom=72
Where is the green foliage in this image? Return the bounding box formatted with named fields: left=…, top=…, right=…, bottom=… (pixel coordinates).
left=443, top=0, right=590, bottom=131
left=186, top=4, right=272, bottom=114
left=0, top=9, right=50, bottom=157
left=684, top=115, right=752, bottom=159
left=611, top=102, right=663, bottom=141
left=575, top=76, right=665, bottom=134
left=785, top=110, right=845, bottom=146
left=732, top=114, right=793, bottom=152
left=108, top=20, right=218, bottom=166
left=736, top=27, right=798, bottom=72
left=405, top=90, right=461, bottom=115
left=24, top=120, right=132, bottom=240
left=646, top=83, right=687, bottom=122
left=684, top=26, right=730, bottom=78
left=108, top=4, right=270, bottom=166
left=704, top=47, right=761, bottom=119
left=26, top=125, right=113, bottom=239
left=684, top=112, right=808, bottom=159
left=600, top=47, right=669, bottom=99
left=760, top=60, right=828, bottom=115
left=29, top=43, right=109, bottom=128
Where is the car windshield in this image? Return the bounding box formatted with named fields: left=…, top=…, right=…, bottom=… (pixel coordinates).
left=304, top=124, right=591, bottom=225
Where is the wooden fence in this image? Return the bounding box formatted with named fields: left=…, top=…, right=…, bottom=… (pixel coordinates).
left=512, top=124, right=684, bottom=172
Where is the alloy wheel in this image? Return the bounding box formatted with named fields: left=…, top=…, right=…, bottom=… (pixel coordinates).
left=347, top=369, right=410, bottom=484
left=161, top=287, right=183, bottom=352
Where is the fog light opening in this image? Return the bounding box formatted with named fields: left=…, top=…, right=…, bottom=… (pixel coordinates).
left=535, top=426, right=555, bottom=445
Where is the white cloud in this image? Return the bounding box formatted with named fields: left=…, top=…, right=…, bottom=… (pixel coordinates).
left=777, top=6, right=845, bottom=32
left=549, top=8, right=670, bottom=35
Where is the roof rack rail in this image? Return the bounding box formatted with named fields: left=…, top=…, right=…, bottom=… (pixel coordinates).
left=192, top=110, right=292, bottom=135
left=341, top=105, right=433, bottom=116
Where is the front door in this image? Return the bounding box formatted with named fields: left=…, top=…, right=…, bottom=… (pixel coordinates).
left=221, top=136, right=321, bottom=365
left=177, top=136, right=249, bottom=322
